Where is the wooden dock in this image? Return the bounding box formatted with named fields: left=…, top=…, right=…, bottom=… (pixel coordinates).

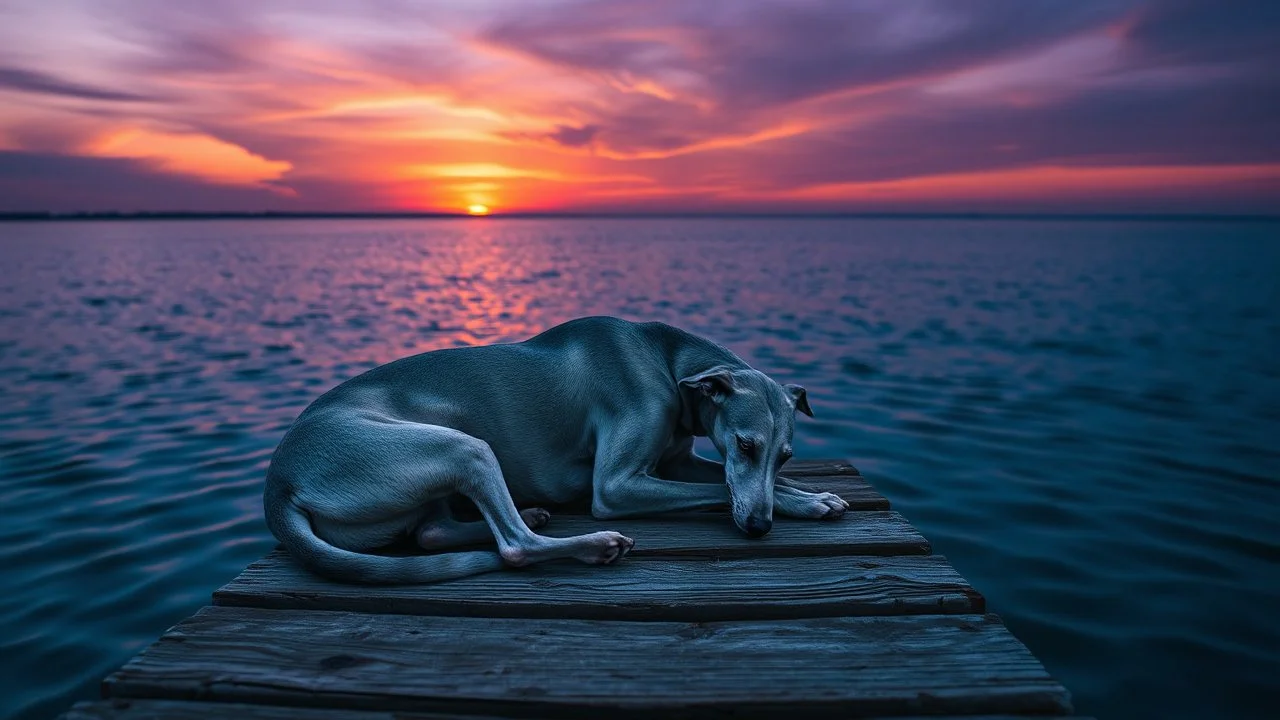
left=63, top=459, right=1085, bottom=719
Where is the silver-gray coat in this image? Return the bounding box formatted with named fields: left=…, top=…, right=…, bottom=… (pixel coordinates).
left=264, top=316, right=847, bottom=584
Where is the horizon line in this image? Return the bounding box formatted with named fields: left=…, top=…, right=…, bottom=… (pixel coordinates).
left=1, top=210, right=1278, bottom=223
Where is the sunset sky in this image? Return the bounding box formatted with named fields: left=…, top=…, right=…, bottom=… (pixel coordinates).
left=0, top=0, right=1276, bottom=214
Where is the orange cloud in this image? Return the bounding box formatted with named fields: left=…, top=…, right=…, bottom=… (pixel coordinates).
left=778, top=163, right=1280, bottom=202
left=594, top=121, right=813, bottom=161
left=405, top=162, right=651, bottom=184
left=85, top=129, right=292, bottom=188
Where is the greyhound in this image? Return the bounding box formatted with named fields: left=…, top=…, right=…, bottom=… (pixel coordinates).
left=264, top=316, right=848, bottom=584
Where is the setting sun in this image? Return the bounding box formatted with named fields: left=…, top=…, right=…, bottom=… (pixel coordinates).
left=467, top=204, right=490, bottom=216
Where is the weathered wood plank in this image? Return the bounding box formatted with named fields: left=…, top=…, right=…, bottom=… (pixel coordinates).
left=215, top=552, right=981, bottom=620
left=63, top=700, right=1091, bottom=720
left=105, top=606, right=1073, bottom=718
left=549, top=472, right=888, bottom=514
left=782, top=458, right=861, bottom=476
left=363, top=510, right=923, bottom=559
left=61, top=700, right=496, bottom=719
left=283, top=510, right=922, bottom=560
left=539, top=510, right=927, bottom=557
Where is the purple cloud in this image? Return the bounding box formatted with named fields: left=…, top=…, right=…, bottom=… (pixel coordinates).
left=0, top=151, right=295, bottom=213
left=547, top=123, right=600, bottom=147
left=0, top=66, right=164, bottom=103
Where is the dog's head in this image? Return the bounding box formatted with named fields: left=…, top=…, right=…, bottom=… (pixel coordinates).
left=679, top=366, right=813, bottom=538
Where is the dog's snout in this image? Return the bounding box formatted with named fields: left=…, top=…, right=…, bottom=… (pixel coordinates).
left=744, top=515, right=772, bottom=538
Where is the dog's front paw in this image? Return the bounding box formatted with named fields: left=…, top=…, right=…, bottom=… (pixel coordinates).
left=776, top=491, right=848, bottom=520
left=574, top=531, right=634, bottom=565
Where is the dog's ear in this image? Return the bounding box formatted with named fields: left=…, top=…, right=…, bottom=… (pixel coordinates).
left=679, top=367, right=735, bottom=404
left=785, top=384, right=814, bottom=417
left=678, top=367, right=735, bottom=435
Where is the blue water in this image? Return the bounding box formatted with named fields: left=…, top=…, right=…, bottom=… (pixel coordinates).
left=1, top=218, right=1277, bottom=719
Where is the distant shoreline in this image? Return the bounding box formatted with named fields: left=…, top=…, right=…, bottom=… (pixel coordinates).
left=1, top=211, right=1276, bottom=223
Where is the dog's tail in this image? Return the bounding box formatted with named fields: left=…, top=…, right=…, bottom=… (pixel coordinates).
left=265, top=489, right=503, bottom=585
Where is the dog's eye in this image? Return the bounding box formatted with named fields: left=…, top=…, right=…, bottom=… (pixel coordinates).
left=736, top=436, right=755, bottom=454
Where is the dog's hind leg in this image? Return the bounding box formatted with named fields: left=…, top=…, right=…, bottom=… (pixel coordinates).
left=415, top=502, right=551, bottom=551
left=438, top=430, right=633, bottom=567
left=279, top=419, right=629, bottom=582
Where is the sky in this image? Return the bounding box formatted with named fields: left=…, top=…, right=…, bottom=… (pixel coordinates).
left=0, top=0, right=1277, bottom=215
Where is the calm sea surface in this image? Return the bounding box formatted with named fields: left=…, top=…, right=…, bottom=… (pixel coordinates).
left=1, top=218, right=1277, bottom=719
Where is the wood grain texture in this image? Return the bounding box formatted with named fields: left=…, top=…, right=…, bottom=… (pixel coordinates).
left=782, top=458, right=861, bottom=476
left=62, top=700, right=1092, bottom=720
left=538, top=510, right=927, bottom=558
left=105, top=606, right=1073, bottom=718
left=60, top=700, right=499, bottom=720
left=548, top=472, right=888, bottom=514
left=300, top=510, right=925, bottom=560
left=215, top=552, right=982, bottom=620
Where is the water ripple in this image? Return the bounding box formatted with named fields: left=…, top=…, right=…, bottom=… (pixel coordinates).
left=0, top=218, right=1278, bottom=720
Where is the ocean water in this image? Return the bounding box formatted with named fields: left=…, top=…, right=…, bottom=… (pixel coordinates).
left=0, top=217, right=1277, bottom=719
